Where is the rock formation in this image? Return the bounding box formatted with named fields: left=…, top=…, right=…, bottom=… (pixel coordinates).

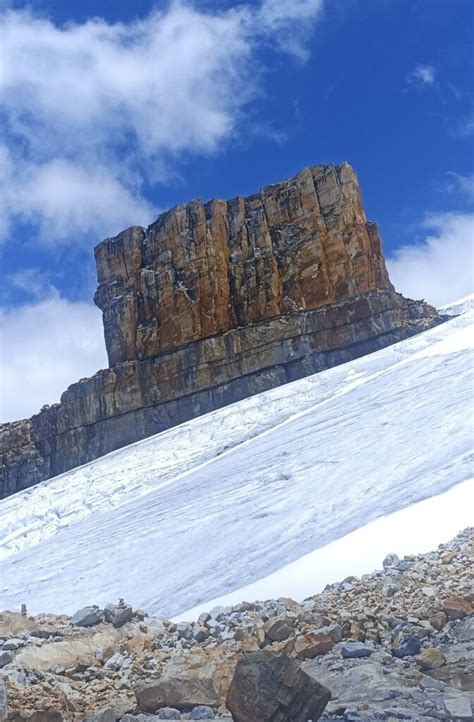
left=226, top=650, right=331, bottom=721
left=0, top=528, right=472, bottom=720
left=0, top=163, right=441, bottom=498
left=94, top=163, right=393, bottom=365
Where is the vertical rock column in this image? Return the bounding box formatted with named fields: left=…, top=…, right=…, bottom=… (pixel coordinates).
left=94, top=163, right=393, bottom=366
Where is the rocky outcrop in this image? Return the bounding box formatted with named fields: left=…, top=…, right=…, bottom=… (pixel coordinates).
left=0, top=163, right=441, bottom=497
left=0, top=529, right=472, bottom=720
left=94, top=163, right=393, bottom=365
left=0, top=291, right=439, bottom=498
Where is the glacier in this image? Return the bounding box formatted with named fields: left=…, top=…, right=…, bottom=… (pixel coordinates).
left=0, top=296, right=473, bottom=618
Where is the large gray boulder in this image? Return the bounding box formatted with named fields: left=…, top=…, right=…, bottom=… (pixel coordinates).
left=71, top=606, right=103, bottom=627
left=0, top=652, right=13, bottom=668
left=226, top=650, right=330, bottom=722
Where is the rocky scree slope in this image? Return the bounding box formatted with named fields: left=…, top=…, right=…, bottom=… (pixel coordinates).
left=0, top=529, right=472, bottom=721
left=0, top=162, right=440, bottom=497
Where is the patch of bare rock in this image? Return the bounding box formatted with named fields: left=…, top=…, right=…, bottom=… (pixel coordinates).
left=0, top=529, right=472, bottom=722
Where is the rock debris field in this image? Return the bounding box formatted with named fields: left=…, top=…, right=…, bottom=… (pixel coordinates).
left=0, top=528, right=472, bottom=722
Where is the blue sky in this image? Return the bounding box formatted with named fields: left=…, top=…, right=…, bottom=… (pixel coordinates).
left=1, top=0, right=473, bottom=421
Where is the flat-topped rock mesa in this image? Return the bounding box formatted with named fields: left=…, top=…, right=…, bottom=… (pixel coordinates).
left=1, top=163, right=441, bottom=498
left=94, top=163, right=392, bottom=365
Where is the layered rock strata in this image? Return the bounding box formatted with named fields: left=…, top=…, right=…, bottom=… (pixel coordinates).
left=94, top=163, right=393, bottom=365
left=0, top=163, right=441, bottom=497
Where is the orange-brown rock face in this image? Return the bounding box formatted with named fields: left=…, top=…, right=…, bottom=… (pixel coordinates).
left=94, top=163, right=393, bottom=365
left=0, top=162, right=442, bottom=499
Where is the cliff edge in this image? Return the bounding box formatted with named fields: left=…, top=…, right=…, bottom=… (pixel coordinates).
left=0, top=163, right=441, bottom=498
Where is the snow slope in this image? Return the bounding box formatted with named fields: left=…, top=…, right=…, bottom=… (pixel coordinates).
left=0, top=297, right=473, bottom=617
left=175, top=477, right=474, bottom=620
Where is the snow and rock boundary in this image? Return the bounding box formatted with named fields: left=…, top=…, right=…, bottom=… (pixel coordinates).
left=0, top=297, right=472, bottom=619
left=0, top=528, right=472, bottom=721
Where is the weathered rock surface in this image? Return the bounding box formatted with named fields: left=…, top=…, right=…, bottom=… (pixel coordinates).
left=226, top=650, right=330, bottom=721
left=70, top=608, right=103, bottom=629
left=0, top=163, right=441, bottom=498
left=0, top=529, right=472, bottom=720
left=94, top=163, right=393, bottom=365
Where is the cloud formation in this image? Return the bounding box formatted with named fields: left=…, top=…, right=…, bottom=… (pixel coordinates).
left=0, top=0, right=323, bottom=246
left=451, top=108, right=474, bottom=139
left=407, top=64, right=436, bottom=86
left=387, top=212, right=474, bottom=307
left=0, top=153, right=156, bottom=244
left=0, top=298, right=107, bottom=423
left=6, top=268, right=60, bottom=302
left=446, top=172, right=474, bottom=202
left=0, top=0, right=324, bottom=423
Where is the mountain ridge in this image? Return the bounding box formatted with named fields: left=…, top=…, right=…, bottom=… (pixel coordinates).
left=0, top=162, right=440, bottom=498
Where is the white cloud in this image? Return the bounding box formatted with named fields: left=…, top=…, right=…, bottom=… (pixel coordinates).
left=258, top=0, right=323, bottom=59
left=13, top=159, right=156, bottom=243
left=407, top=64, right=436, bottom=86
left=446, top=172, right=474, bottom=202
left=451, top=109, right=474, bottom=139
left=0, top=1, right=324, bottom=423
left=387, top=212, right=474, bottom=308
left=6, top=268, right=60, bottom=302
left=0, top=298, right=107, bottom=423
left=0, top=1, right=322, bottom=246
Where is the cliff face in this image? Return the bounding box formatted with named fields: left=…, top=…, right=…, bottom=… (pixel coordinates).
left=0, top=163, right=441, bottom=498
left=94, top=163, right=393, bottom=365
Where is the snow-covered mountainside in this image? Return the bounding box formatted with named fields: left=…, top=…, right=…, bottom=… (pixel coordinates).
left=0, top=297, right=473, bottom=618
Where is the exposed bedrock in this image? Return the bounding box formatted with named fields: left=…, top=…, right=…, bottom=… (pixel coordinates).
left=94, top=162, right=393, bottom=365
left=0, top=164, right=441, bottom=498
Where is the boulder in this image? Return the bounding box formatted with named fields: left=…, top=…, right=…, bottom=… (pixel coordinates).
left=226, top=650, right=330, bottom=722
left=71, top=607, right=103, bottom=627
left=190, top=706, right=215, bottom=719
left=103, top=603, right=116, bottom=623
left=176, top=623, right=194, bottom=641
left=0, top=651, right=13, bottom=668
left=314, top=624, right=342, bottom=643
left=443, top=696, right=472, bottom=719
left=417, top=647, right=445, bottom=671
left=454, top=615, right=474, bottom=642
left=392, top=636, right=421, bottom=658
left=382, top=577, right=402, bottom=598
left=443, top=597, right=473, bottom=620
left=104, top=652, right=124, bottom=671
left=263, top=617, right=294, bottom=644
left=49, top=664, right=66, bottom=675
left=113, top=605, right=133, bottom=628
left=383, top=553, right=400, bottom=569
left=136, top=676, right=219, bottom=713
left=3, top=638, right=26, bottom=651
left=303, top=656, right=431, bottom=710
left=286, top=633, right=333, bottom=660
left=341, top=643, right=373, bottom=659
